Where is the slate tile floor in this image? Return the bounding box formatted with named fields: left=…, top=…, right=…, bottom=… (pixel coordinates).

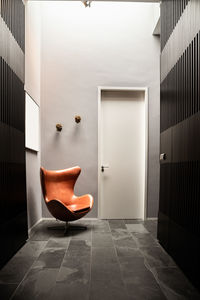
left=0, top=219, right=200, bottom=300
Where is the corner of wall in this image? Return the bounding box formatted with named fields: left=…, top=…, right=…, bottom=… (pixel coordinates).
left=25, top=1, right=42, bottom=229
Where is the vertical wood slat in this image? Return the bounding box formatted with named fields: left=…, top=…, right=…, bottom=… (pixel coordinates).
left=161, top=0, right=190, bottom=51
left=161, top=30, right=200, bottom=132
left=0, top=0, right=27, bottom=267
left=159, top=0, right=200, bottom=290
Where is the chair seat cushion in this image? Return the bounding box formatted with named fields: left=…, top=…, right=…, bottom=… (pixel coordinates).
left=67, top=194, right=93, bottom=213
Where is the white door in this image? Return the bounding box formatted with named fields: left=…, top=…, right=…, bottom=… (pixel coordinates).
left=100, top=90, right=145, bottom=219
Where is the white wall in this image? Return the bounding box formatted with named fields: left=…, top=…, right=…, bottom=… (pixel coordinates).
left=40, top=1, right=160, bottom=218
left=25, top=1, right=42, bottom=229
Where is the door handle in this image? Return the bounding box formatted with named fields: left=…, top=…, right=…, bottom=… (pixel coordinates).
left=160, top=153, right=167, bottom=161
left=101, top=165, right=109, bottom=172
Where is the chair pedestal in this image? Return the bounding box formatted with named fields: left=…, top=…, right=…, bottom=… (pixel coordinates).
left=47, top=221, right=87, bottom=234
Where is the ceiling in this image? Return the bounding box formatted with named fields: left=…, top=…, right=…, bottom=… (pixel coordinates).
left=27, top=0, right=160, bottom=2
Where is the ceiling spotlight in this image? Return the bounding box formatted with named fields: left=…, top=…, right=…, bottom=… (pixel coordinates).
left=82, top=0, right=92, bottom=8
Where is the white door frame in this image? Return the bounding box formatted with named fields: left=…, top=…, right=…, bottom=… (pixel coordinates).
left=98, top=86, right=148, bottom=220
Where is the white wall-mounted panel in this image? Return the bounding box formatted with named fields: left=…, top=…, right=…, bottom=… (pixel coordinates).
left=25, top=93, right=39, bottom=152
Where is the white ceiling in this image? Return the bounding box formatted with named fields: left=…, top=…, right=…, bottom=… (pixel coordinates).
left=28, top=0, right=160, bottom=2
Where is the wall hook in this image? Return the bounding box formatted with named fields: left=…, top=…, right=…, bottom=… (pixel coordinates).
left=56, top=123, right=63, bottom=132
left=75, top=115, right=81, bottom=123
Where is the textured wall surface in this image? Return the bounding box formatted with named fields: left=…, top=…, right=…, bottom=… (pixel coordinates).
left=159, top=0, right=200, bottom=290
left=25, top=1, right=42, bottom=230
left=40, top=2, right=160, bottom=218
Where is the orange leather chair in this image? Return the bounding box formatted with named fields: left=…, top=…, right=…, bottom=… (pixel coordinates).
left=40, top=166, right=93, bottom=232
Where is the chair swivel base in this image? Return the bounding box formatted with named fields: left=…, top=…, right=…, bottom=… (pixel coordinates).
left=47, top=221, right=87, bottom=234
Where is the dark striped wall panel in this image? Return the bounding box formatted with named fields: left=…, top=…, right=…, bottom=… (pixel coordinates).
left=161, top=0, right=189, bottom=51
left=1, top=0, right=25, bottom=52
left=161, top=32, right=200, bottom=132
left=159, top=0, right=200, bottom=290
left=0, top=0, right=27, bottom=267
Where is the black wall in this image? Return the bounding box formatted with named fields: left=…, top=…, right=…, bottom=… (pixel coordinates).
left=159, top=0, right=200, bottom=290
left=0, top=0, right=27, bottom=267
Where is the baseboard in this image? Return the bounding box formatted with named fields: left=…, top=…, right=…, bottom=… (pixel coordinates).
left=41, top=217, right=99, bottom=221
left=28, top=218, right=42, bottom=236
left=28, top=216, right=149, bottom=237
left=147, top=217, right=158, bottom=220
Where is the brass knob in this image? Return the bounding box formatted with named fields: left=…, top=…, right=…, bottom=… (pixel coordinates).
left=56, top=123, right=62, bottom=132
left=75, top=115, right=81, bottom=123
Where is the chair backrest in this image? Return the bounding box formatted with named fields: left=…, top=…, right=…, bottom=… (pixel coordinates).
left=40, top=166, right=81, bottom=205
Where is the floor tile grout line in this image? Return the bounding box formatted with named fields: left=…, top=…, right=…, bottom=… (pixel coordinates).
left=109, top=221, right=135, bottom=299
left=9, top=239, right=49, bottom=300
left=88, top=224, right=94, bottom=300
left=110, top=220, right=167, bottom=299
left=144, top=261, right=173, bottom=300
left=134, top=224, right=179, bottom=299
left=55, top=227, right=92, bottom=298
left=113, top=230, right=168, bottom=300
left=9, top=227, right=70, bottom=299
left=87, top=224, right=92, bottom=300
left=54, top=234, right=71, bottom=284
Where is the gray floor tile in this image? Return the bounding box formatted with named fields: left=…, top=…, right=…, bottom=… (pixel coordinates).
left=92, top=232, right=114, bottom=247
left=153, top=267, right=200, bottom=300
left=90, top=279, right=129, bottom=300
left=140, top=246, right=176, bottom=269
left=91, top=247, right=121, bottom=281
left=111, top=228, right=132, bottom=240
left=0, top=283, right=17, bottom=300
left=67, top=239, right=91, bottom=257
left=53, top=234, right=91, bottom=299
left=126, top=282, right=166, bottom=300
left=93, top=220, right=110, bottom=233
left=149, top=230, right=157, bottom=239
left=49, top=281, right=90, bottom=300
left=16, top=241, right=47, bottom=258
left=30, top=229, right=54, bottom=241
left=63, top=251, right=91, bottom=264
left=119, top=257, right=166, bottom=299
left=116, top=246, right=143, bottom=260
left=91, top=262, right=122, bottom=281
left=113, top=236, right=138, bottom=248
left=57, top=257, right=90, bottom=285
left=0, top=256, right=35, bottom=284
left=132, top=232, right=159, bottom=247
left=126, top=223, right=149, bottom=234
left=124, top=219, right=144, bottom=224
left=118, top=254, right=146, bottom=268
left=108, top=220, right=126, bottom=230
left=143, top=220, right=158, bottom=239
left=119, top=256, right=159, bottom=282
left=119, top=256, right=145, bottom=273
left=73, top=219, right=94, bottom=228
left=33, top=248, right=66, bottom=269
left=1, top=219, right=199, bottom=300
left=71, top=228, right=92, bottom=241
left=30, top=221, right=67, bottom=241
left=11, top=267, right=59, bottom=300
left=45, top=237, right=70, bottom=249
left=143, top=219, right=157, bottom=230
left=92, top=247, right=117, bottom=263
